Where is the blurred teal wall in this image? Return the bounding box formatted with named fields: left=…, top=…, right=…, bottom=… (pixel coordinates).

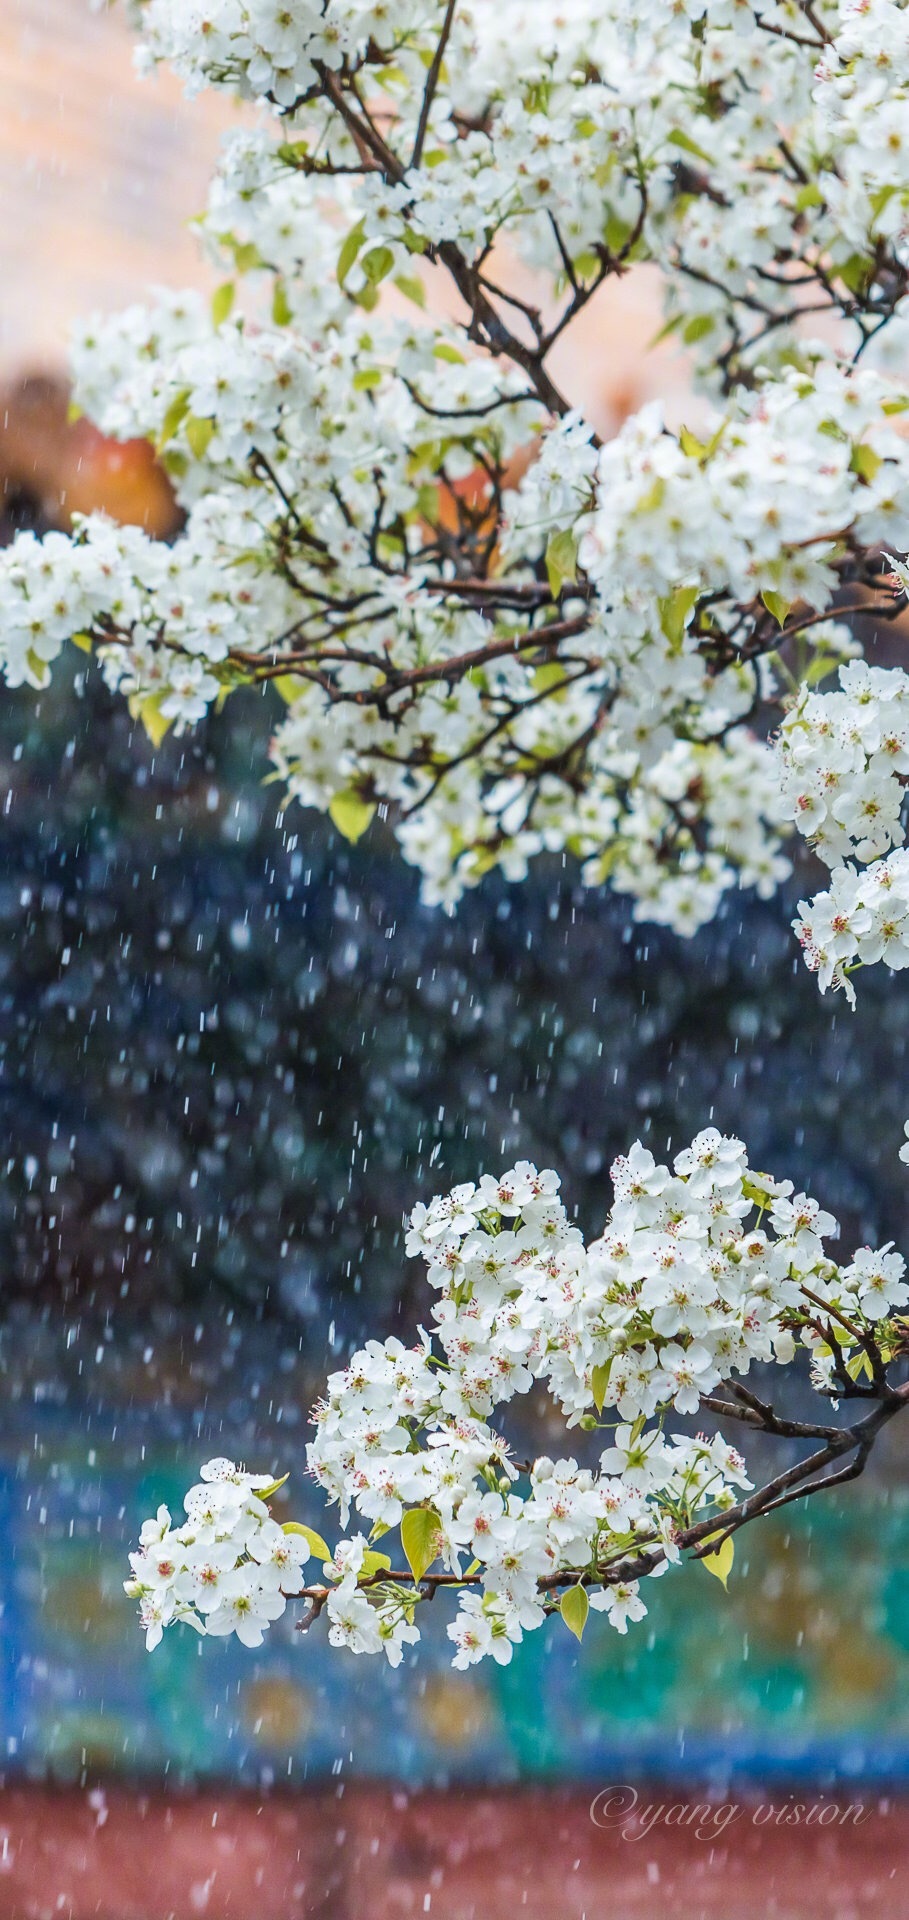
left=2, top=1399, right=908, bottom=1788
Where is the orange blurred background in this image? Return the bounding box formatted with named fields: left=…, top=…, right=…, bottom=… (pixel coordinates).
left=0, top=0, right=694, bottom=546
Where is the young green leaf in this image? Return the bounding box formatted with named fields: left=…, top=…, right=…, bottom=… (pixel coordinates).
left=328, top=791, right=377, bottom=843
left=667, top=127, right=713, bottom=165
left=361, top=245, right=395, bottom=286
left=682, top=313, right=714, bottom=344
left=272, top=279, right=293, bottom=327
left=591, top=1360, right=611, bottom=1414
left=393, top=274, right=427, bottom=309
left=211, top=281, right=235, bottom=328
left=131, top=693, right=173, bottom=749
left=186, top=415, right=215, bottom=461
left=700, top=1531, right=734, bottom=1589
left=761, top=589, right=792, bottom=629
left=258, top=1474, right=289, bottom=1499
left=401, top=1506, right=441, bottom=1582
left=337, top=219, right=366, bottom=286
left=560, top=1583, right=589, bottom=1642
left=283, top=1521, right=332, bottom=1561
left=545, top=527, right=579, bottom=598
left=25, top=649, right=51, bottom=690
left=272, top=675, right=303, bottom=706
left=850, top=442, right=883, bottom=484
left=658, top=583, right=699, bottom=649
left=156, top=388, right=191, bottom=451
left=359, top=1550, right=393, bottom=1579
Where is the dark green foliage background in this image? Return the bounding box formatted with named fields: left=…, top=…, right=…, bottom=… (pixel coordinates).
left=0, top=654, right=907, bottom=1346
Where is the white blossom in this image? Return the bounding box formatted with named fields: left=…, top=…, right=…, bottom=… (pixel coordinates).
left=130, top=1130, right=908, bottom=1664
left=6, top=0, right=909, bottom=955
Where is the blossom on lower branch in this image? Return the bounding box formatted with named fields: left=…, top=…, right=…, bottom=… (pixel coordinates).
left=123, top=1457, right=312, bottom=1650
left=127, top=1129, right=909, bottom=1666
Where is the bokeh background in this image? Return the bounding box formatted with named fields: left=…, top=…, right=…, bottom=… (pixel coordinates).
left=2, top=4, right=909, bottom=1917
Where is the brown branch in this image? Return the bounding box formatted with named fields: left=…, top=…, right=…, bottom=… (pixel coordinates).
left=313, top=62, right=596, bottom=433
left=288, top=1374, right=909, bottom=1639
left=411, top=0, right=458, bottom=170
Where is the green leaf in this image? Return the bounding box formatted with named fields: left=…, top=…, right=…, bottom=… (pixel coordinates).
left=433, top=342, right=466, bottom=364
left=591, top=1360, right=611, bottom=1414
left=283, top=1521, right=332, bottom=1561
left=838, top=253, right=873, bottom=297
left=604, top=213, right=632, bottom=253
left=393, top=273, right=426, bottom=308
left=258, top=1474, right=289, bottom=1499
left=870, top=181, right=899, bottom=226
left=700, top=1531, right=734, bottom=1589
left=682, top=313, right=715, bottom=345
left=679, top=420, right=726, bottom=465
left=573, top=248, right=603, bottom=282
left=647, top=313, right=681, bottom=350
left=850, top=441, right=883, bottom=483
left=156, top=388, right=191, bottom=451
left=328, top=790, right=376, bottom=844
left=133, top=693, right=173, bottom=749
left=532, top=660, right=569, bottom=696
left=401, top=1506, right=441, bottom=1582
left=795, top=181, right=823, bottom=213
left=545, top=527, right=579, bottom=597
left=272, top=675, right=303, bottom=705
left=667, top=127, right=713, bottom=166
left=25, top=649, right=51, bottom=689
left=560, top=1584, right=589, bottom=1642
left=272, top=279, right=293, bottom=327
left=845, top=1349, right=873, bottom=1382
left=679, top=425, right=708, bottom=460
left=633, top=476, right=666, bottom=515
left=658, top=583, right=700, bottom=650
left=233, top=241, right=262, bottom=275
left=337, top=219, right=366, bottom=286
left=70, top=631, right=94, bottom=655
left=211, top=281, right=235, bottom=328
left=361, top=245, right=395, bottom=286
left=359, top=1550, right=393, bottom=1579
left=353, top=367, right=383, bottom=391
left=276, top=139, right=310, bottom=166
left=761, top=589, right=792, bottom=628
left=186, top=415, right=215, bottom=461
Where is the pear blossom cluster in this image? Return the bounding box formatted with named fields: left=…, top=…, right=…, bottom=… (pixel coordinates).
left=6, top=1, right=909, bottom=948
left=132, top=1133, right=909, bottom=1666
left=793, top=850, right=909, bottom=1001
left=124, top=1457, right=312, bottom=1650
left=782, top=650, right=909, bottom=998
left=781, top=660, right=909, bottom=870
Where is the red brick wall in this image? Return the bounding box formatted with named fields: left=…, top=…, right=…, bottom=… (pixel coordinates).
left=0, top=1785, right=905, bottom=1920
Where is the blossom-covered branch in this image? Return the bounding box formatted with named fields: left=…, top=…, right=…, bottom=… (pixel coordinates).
left=5, top=2, right=909, bottom=950
left=127, top=1128, right=909, bottom=1668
